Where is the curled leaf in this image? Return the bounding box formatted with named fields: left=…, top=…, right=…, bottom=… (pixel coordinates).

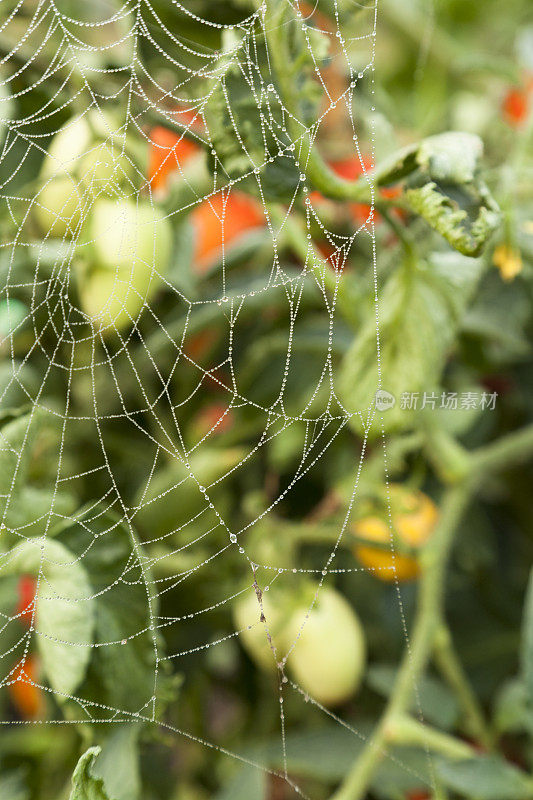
left=69, top=748, right=108, bottom=800
left=376, top=132, right=500, bottom=256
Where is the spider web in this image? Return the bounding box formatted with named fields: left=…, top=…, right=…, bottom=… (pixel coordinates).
left=0, top=1, right=434, bottom=797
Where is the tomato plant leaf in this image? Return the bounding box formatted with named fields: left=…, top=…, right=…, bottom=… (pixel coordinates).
left=69, top=748, right=109, bottom=800
left=203, top=17, right=329, bottom=201
left=0, top=360, right=40, bottom=412
left=6, top=537, right=95, bottom=698
left=337, top=254, right=483, bottom=435
left=435, top=754, right=533, bottom=799
left=0, top=769, right=29, bottom=800
left=377, top=132, right=500, bottom=256
left=3, top=486, right=77, bottom=540
left=251, top=724, right=432, bottom=795
left=367, top=663, right=459, bottom=730
left=0, top=408, right=43, bottom=498
left=54, top=507, right=159, bottom=715
left=92, top=725, right=141, bottom=800
left=213, top=763, right=266, bottom=800
left=494, top=678, right=533, bottom=735
left=404, top=180, right=499, bottom=257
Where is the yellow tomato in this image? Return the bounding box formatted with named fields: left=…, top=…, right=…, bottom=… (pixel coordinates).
left=352, top=485, right=438, bottom=582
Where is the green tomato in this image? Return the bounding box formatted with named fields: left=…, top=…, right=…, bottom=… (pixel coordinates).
left=88, top=198, right=170, bottom=271
left=78, top=198, right=172, bottom=331
left=134, top=446, right=246, bottom=539
left=35, top=113, right=133, bottom=238
left=36, top=174, right=84, bottom=239
left=77, top=139, right=134, bottom=198
left=283, top=586, right=366, bottom=706
left=232, top=586, right=288, bottom=671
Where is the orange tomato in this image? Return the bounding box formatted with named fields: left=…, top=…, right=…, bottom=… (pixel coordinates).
left=352, top=485, right=438, bottom=582
left=191, top=190, right=264, bottom=273
left=9, top=656, right=44, bottom=719
left=193, top=403, right=234, bottom=439
left=331, top=157, right=375, bottom=224
left=502, top=86, right=530, bottom=127
left=147, top=125, right=200, bottom=193
left=16, top=575, right=36, bottom=627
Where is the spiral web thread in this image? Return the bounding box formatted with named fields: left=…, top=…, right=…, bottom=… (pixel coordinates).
left=0, top=1, right=434, bottom=796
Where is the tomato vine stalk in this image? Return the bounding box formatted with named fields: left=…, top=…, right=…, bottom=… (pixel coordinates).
left=329, top=424, right=533, bottom=800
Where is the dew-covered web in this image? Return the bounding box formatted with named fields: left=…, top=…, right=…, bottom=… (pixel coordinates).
left=0, top=0, right=433, bottom=796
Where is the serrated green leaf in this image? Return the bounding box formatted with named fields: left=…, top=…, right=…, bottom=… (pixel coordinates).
left=337, top=255, right=483, bottom=435
left=203, top=15, right=328, bottom=201
left=69, top=748, right=109, bottom=800
left=404, top=181, right=499, bottom=257
left=436, top=754, right=533, bottom=799
left=6, top=537, right=95, bottom=698
left=377, top=132, right=500, bottom=256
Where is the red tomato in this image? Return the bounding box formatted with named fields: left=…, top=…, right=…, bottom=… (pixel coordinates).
left=9, top=656, right=44, bottom=719
left=147, top=126, right=200, bottom=192
left=191, top=191, right=264, bottom=272
left=17, top=575, right=36, bottom=627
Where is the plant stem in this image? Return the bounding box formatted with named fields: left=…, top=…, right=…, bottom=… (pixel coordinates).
left=470, top=423, right=533, bottom=479
left=384, top=713, right=474, bottom=760
left=380, top=206, right=416, bottom=259
left=433, top=623, right=493, bottom=750
left=269, top=204, right=359, bottom=327
left=330, top=483, right=471, bottom=800
left=263, top=0, right=380, bottom=206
